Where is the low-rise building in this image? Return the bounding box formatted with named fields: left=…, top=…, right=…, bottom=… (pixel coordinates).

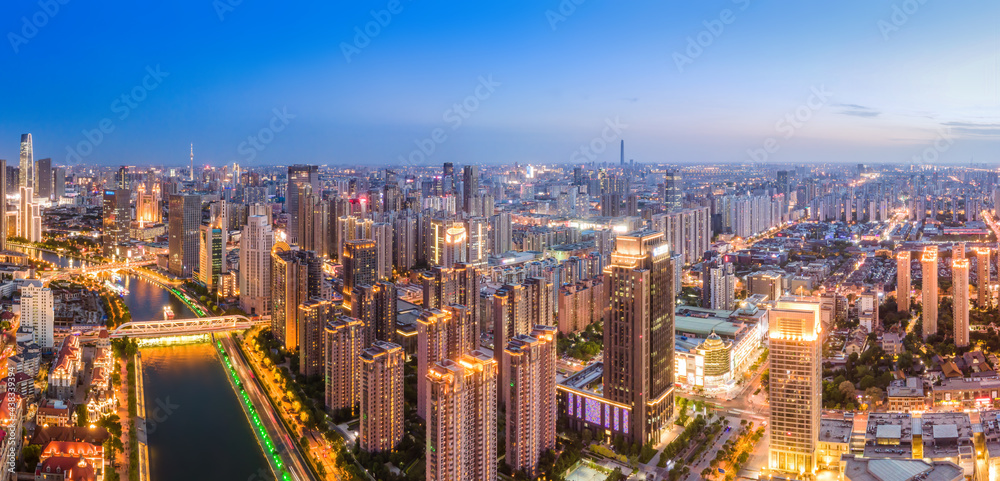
left=886, top=378, right=925, bottom=413
left=839, top=454, right=963, bottom=481
left=817, top=418, right=853, bottom=469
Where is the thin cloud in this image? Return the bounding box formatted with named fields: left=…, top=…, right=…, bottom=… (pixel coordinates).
left=941, top=121, right=1000, bottom=137
left=835, top=103, right=881, bottom=118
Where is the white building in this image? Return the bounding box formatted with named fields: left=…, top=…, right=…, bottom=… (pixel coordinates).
left=238, top=215, right=273, bottom=316
left=21, top=284, right=53, bottom=348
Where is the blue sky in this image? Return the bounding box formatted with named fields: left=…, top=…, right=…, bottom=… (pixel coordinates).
left=1, top=1, right=998, bottom=167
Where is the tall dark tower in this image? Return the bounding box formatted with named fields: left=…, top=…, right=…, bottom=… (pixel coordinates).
left=620, top=140, right=624, bottom=166
left=604, top=230, right=675, bottom=444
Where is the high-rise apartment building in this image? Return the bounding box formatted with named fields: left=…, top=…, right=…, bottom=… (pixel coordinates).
left=372, top=222, right=392, bottom=280
left=417, top=306, right=475, bottom=419
left=897, top=250, right=911, bottom=312
left=271, top=245, right=321, bottom=350
left=525, top=277, right=553, bottom=328
left=359, top=341, right=405, bottom=453
left=425, top=350, right=497, bottom=481
left=21, top=284, right=54, bottom=348
left=198, top=224, right=226, bottom=292
left=464, top=217, right=487, bottom=267
left=168, top=194, right=201, bottom=277
left=953, top=258, right=970, bottom=348
left=922, top=245, right=938, bottom=339
left=373, top=281, right=397, bottom=343
left=343, top=239, right=377, bottom=307
left=286, top=164, right=318, bottom=246
left=975, top=247, right=990, bottom=307
left=324, top=316, right=364, bottom=412
left=493, top=283, right=528, bottom=363
left=604, top=230, right=675, bottom=444
left=704, top=260, right=736, bottom=310
left=19, top=134, right=32, bottom=190
left=503, top=325, right=556, bottom=477
left=489, top=212, right=512, bottom=254
left=663, top=170, right=683, bottom=210
left=556, top=278, right=607, bottom=335
left=101, top=189, right=130, bottom=259
left=239, top=215, right=273, bottom=316
left=768, top=297, right=822, bottom=476
left=298, top=299, right=330, bottom=377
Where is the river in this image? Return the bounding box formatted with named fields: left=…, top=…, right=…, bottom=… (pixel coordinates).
left=22, top=249, right=272, bottom=480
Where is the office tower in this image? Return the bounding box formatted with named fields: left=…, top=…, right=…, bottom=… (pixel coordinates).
left=286, top=164, right=318, bottom=246
left=897, top=251, right=911, bottom=312
left=442, top=162, right=455, bottom=193
left=976, top=247, right=990, bottom=307
left=35, top=158, right=51, bottom=199
left=271, top=245, right=322, bottom=350
left=489, top=212, right=512, bottom=254
left=18, top=187, right=41, bottom=243
left=465, top=217, right=487, bottom=267
left=298, top=299, right=331, bottom=377
left=343, top=239, right=377, bottom=307
left=359, top=341, right=405, bottom=453
left=136, top=183, right=162, bottom=225
left=664, top=170, right=683, bottom=210
left=777, top=170, right=790, bottom=196
left=373, top=281, right=397, bottom=343
left=525, top=277, right=553, bottom=328
left=372, top=222, right=392, bottom=280
left=324, top=316, right=364, bottom=412
left=463, top=165, right=479, bottom=215
left=101, top=189, right=130, bottom=259
left=703, top=259, right=736, bottom=310
left=198, top=224, right=226, bottom=292
left=922, top=245, right=938, bottom=339
left=425, top=350, right=497, bottom=481
left=503, top=325, right=556, bottom=477
left=239, top=215, right=273, bottom=316
left=53, top=167, right=65, bottom=199
left=430, top=220, right=467, bottom=267
left=168, top=194, right=201, bottom=277
left=21, top=284, right=54, bottom=348
left=953, top=258, right=970, bottom=347
left=19, top=134, right=32, bottom=190
left=768, top=297, right=822, bottom=476
left=604, top=230, right=675, bottom=444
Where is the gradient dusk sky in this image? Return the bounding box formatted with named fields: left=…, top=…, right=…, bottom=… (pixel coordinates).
left=2, top=1, right=999, bottom=167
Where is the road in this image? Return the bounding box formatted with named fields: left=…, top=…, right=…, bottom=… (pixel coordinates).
left=220, top=335, right=320, bottom=481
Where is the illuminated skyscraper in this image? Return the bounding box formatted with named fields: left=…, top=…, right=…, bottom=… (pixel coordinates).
left=464, top=217, right=487, bottom=267
left=18, top=186, right=41, bottom=243
left=271, top=244, right=321, bottom=350
left=19, top=134, right=32, bottom=190
left=359, top=341, right=404, bottom=453
left=168, top=194, right=201, bottom=277
left=953, top=258, right=970, bottom=348
left=503, top=325, right=557, bottom=477
left=975, top=247, right=990, bottom=307
left=343, top=239, right=377, bottom=307
left=35, top=158, right=51, bottom=199
left=922, top=245, right=938, bottom=339
left=239, top=215, right=273, bottom=316
left=425, top=350, right=497, bottom=481
left=463, top=165, right=479, bottom=215
left=286, top=164, right=318, bottom=246
left=417, top=306, right=475, bottom=419
left=897, top=250, right=911, bottom=312
left=298, top=299, right=331, bottom=377
left=324, top=316, right=364, bottom=413
left=768, top=297, right=822, bottom=476
left=604, top=230, right=675, bottom=444
left=102, top=188, right=130, bottom=260
left=198, top=224, right=226, bottom=292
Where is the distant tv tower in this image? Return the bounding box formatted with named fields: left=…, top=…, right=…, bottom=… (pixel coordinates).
left=190, top=143, right=194, bottom=181
left=620, top=140, right=624, bottom=166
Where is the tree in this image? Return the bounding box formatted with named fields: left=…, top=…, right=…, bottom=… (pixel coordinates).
left=838, top=380, right=856, bottom=400
left=75, top=404, right=88, bottom=427
left=865, top=386, right=884, bottom=407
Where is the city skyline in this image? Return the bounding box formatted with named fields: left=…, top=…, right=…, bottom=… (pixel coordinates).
left=3, top=2, right=1000, bottom=166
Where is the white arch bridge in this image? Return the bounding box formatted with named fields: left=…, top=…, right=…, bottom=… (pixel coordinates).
left=107, top=315, right=267, bottom=339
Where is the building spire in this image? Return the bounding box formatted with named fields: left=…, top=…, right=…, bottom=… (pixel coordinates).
left=190, top=143, right=194, bottom=181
